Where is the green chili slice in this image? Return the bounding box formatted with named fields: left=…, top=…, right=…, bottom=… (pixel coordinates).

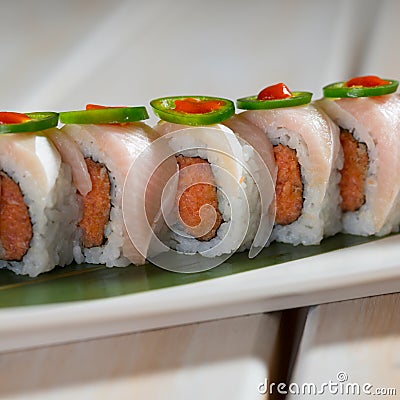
left=237, top=92, right=312, bottom=110
left=323, top=78, right=398, bottom=98
left=59, top=106, right=149, bottom=125
left=0, top=112, right=59, bottom=134
left=150, top=96, right=235, bottom=126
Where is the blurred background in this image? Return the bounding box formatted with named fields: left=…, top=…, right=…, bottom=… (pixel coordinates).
left=1, top=0, right=399, bottom=121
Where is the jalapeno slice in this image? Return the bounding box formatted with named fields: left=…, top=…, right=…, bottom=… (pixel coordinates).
left=0, top=111, right=59, bottom=133
left=150, top=96, right=235, bottom=126
left=237, top=91, right=312, bottom=110
left=323, top=76, right=398, bottom=98
left=59, top=105, right=149, bottom=125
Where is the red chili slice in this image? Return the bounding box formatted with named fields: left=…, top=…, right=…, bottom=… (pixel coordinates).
left=257, top=83, right=293, bottom=100
left=0, top=112, right=31, bottom=125
left=345, top=75, right=390, bottom=88
left=173, top=98, right=225, bottom=114
left=86, top=104, right=125, bottom=110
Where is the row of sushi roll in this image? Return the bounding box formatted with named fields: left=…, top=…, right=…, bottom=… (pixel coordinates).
left=0, top=74, right=399, bottom=276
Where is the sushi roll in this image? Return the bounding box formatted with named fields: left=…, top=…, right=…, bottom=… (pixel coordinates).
left=58, top=104, right=163, bottom=267
left=149, top=96, right=275, bottom=261
left=237, top=83, right=342, bottom=246
left=317, top=75, right=400, bottom=236
left=0, top=111, right=79, bottom=276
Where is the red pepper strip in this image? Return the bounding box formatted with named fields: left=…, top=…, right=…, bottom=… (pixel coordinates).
left=173, top=98, right=225, bottom=114
left=0, top=112, right=31, bottom=124
left=345, top=75, right=390, bottom=88
left=257, top=83, right=292, bottom=100
left=86, top=104, right=124, bottom=110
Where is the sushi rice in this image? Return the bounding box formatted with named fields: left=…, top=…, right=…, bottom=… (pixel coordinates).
left=0, top=133, right=80, bottom=277
left=153, top=123, right=275, bottom=260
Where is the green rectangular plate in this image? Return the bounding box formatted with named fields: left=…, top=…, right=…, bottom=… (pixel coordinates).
left=0, top=234, right=385, bottom=308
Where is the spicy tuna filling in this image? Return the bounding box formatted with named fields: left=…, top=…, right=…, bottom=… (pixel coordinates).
left=79, top=158, right=111, bottom=248
left=0, top=172, right=33, bottom=261
left=273, top=144, right=303, bottom=225
left=176, top=155, right=223, bottom=241
left=339, top=129, right=369, bottom=212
